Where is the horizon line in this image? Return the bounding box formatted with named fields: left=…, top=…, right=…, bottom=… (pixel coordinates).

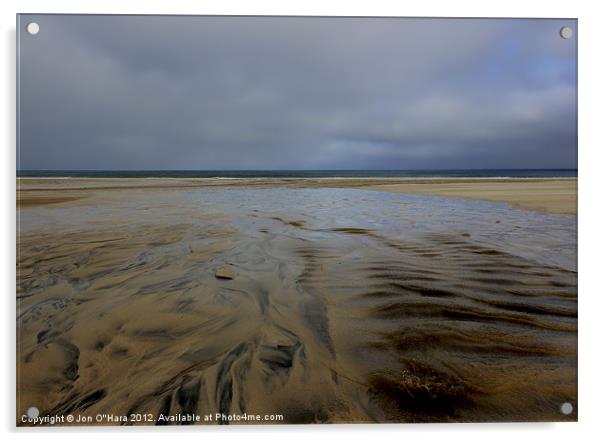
left=17, top=168, right=578, bottom=172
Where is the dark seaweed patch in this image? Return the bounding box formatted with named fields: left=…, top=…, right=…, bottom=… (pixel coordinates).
left=368, top=360, right=471, bottom=420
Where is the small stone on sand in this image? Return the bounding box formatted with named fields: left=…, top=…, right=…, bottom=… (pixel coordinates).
left=215, top=266, right=235, bottom=280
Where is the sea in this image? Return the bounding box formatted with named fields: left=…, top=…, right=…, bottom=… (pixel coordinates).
left=17, top=169, right=577, bottom=178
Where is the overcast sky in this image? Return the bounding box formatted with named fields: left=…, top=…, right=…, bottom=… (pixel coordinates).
left=18, top=15, right=577, bottom=170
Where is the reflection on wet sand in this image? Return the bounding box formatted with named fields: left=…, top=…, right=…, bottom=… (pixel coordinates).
left=17, top=185, right=577, bottom=424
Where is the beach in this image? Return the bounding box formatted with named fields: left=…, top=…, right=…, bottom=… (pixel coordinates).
left=360, top=179, right=577, bottom=215
left=17, top=177, right=577, bottom=424
left=17, top=177, right=576, bottom=214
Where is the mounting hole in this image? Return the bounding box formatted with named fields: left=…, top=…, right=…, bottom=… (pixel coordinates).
left=26, top=22, right=40, bottom=35
left=26, top=406, right=39, bottom=419
left=560, top=402, right=573, bottom=415
left=559, top=26, right=573, bottom=39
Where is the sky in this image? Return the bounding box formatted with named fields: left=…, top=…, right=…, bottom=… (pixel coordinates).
left=17, top=15, right=577, bottom=170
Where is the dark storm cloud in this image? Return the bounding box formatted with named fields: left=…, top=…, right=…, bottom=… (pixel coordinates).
left=17, top=15, right=577, bottom=170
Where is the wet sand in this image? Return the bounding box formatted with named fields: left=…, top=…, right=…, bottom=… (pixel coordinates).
left=17, top=179, right=577, bottom=425
left=17, top=177, right=576, bottom=214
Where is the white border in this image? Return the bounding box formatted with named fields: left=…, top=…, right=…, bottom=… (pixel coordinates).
left=3, top=1, right=601, bottom=440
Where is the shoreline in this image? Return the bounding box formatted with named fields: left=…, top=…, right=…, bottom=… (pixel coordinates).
left=16, top=177, right=577, bottom=215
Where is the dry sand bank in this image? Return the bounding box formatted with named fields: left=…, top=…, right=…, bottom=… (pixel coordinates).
left=17, top=177, right=577, bottom=214
left=360, top=180, right=577, bottom=215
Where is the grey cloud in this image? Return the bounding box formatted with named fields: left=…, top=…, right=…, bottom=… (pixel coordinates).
left=18, top=15, right=577, bottom=170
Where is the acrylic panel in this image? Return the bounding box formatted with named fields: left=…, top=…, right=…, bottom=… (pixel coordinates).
left=16, top=15, right=577, bottom=426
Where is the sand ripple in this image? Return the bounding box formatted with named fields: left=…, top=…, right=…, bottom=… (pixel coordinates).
left=17, top=188, right=576, bottom=424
